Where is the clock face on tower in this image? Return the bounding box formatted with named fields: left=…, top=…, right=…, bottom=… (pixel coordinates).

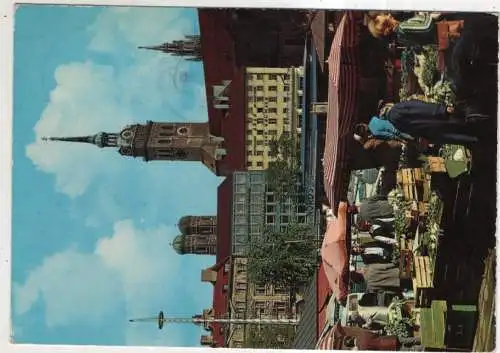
left=121, top=129, right=134, bottom=139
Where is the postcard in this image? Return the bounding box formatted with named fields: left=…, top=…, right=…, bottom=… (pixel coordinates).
left=8, top=4, right=497, bottom=351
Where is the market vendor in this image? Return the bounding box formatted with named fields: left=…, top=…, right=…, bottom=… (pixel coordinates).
left=385, top=100, right=480, bottom=145
left=361, top=262, right=402, bottom=293
left=366, top=12, right=464, bottom=48
left=349, top=194, right=394, bottom=224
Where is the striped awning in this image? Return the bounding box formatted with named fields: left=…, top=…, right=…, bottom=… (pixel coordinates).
left=322, top=11, right=362, bottom=215
left=316, top=322, right=343, bottom=350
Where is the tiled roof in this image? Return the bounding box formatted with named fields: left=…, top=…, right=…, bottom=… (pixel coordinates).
left=198, top=10, right=246, bottom=176
left=292, top=263, right=333, bottom=349
left=292, top=272, right=318, bottom=349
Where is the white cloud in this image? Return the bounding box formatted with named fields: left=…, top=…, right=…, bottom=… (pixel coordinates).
left=26, top=8, right=208, bottom=198
left=13, top=220, right=208, bottom=346
left=87, top=7, right=194, bottom=53
left=26, top=61, right=133, bottom=197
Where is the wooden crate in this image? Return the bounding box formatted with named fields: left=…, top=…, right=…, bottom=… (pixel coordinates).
left=427, top=156, right=446, bottom=173
left=420, top=300, right=447, bottom=349
left=418, top=202, right=428, bottom=216
left=397, top=168, right=426, bottom=201
left=413, top=256, right=434, bottom=307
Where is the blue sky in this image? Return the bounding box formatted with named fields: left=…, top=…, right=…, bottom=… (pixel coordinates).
left=12, top=5, right=223, bottom=347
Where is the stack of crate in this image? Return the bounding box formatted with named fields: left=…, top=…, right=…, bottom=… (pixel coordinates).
left=413, top=255, right=434, bottom=308
left=397, top=168, right=432, bottom=223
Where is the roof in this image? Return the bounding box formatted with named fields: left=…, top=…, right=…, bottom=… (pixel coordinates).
left=210, top=256, right=231, bottom=347
left=317, top=263, right=333, bottom=335
left=198, top=9, right=246, bottom=176
left=292, top=272, right=318, bottom=349
left=216, top=176, right=232, bottom=262
left=292, top=264, right=333, bottom=349
left=309, top=11, right=327, bottom=72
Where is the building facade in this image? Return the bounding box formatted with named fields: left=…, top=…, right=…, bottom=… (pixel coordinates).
left=43, top=122, right=226, bottom=174
left=245, top=67, right=304, bottom=170
left=226, top=256, right=296, bottom=348
left=231, top=171, right=316, bottom=256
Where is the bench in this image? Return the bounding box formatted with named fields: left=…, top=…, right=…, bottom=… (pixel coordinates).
left=413, top=256, right=434, bottom=308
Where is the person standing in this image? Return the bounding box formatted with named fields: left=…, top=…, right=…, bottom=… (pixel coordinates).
left=385, top=100, right=479, bottom=145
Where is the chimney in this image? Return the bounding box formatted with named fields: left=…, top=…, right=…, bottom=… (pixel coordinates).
left=201, top=268, right=217, bottom=283
left=200, top=335, right=214, bottom=346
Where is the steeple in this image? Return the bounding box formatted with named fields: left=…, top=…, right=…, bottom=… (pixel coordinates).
left=41, top=122, right=226, bottom=175
left=138, top=35, right=202, bottom=61
left=42, top=132, right=119, bottom=148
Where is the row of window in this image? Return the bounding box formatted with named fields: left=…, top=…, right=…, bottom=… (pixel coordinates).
left=251, top=73, right=291, bottom=81
left=247, top=161, right=265, bottom=168
left=265, top=214, right=307, bottom=225
left=233, top=183, right=265, bottom=194
left=248, top=95, right=290, bottom=103
left=248, top=84, right=291, bottom=92
left=233, top=173, right=265, bottom=184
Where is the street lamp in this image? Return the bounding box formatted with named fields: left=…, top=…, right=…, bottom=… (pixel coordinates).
left=129, top=310, right=300, bottom=330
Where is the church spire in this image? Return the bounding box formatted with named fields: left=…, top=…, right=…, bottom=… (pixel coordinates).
left=138, top=35, right=202, bottom=61
left=41, top=122, right=226, bottom=175
left=42, top=132, right=119, bottom=149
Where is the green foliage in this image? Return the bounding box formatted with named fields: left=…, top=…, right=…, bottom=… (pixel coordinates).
left=244, top=325, right=297, bottom=349
left=247, top=223, right=318, bottom=289
left=267, top=135, right=301, bottom=200
left=388, top=188, right=412, bottom=265
left=418, top=193, right=442, bottom=260
left=399, top=47, right=416, bottom=101
left=420, top=46, right=439, bottom=89
left=386, top=297, right=414, bottom=338
left=385, top=317, right=413, bottom=338
left=399, top=46, right=455, bottom=108
left=426, top=80, right=455, bottom=107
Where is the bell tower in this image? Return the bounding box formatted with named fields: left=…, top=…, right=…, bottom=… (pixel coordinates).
left=42, top=121, right=226, bottom=174
left=138, top=35, right=202, bottom=61
left=172, top=215, right=217, bottom=255
left=178, top=215, right=217, bottom=235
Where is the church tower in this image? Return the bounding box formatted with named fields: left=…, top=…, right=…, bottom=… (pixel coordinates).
left=178, top=215, right=217, bottom=235
left=172, top=215, right=217, bottom=255
left=42, top=122, right=226, bottom=174
left=138, top=35, right=202, bottom=61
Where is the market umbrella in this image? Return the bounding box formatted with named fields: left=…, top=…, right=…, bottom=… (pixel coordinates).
left=323, top=11, right=362, bottom=216
left=320, top=202, right=349, bottom=302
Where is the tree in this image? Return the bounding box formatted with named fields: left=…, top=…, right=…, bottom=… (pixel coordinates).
left=247, top=223, right=319, bottom=289
left=244, top=325, right=297, bottom=349
left=267, top=135, right=301, bottom=200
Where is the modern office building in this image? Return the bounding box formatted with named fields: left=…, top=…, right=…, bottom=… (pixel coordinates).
left=231, top=170, right=316, bottom=256
left=245, top=67, right=304, bottom=170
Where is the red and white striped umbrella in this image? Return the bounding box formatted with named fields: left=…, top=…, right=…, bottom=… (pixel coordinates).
left=323, top=11, right=362, bottom=215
